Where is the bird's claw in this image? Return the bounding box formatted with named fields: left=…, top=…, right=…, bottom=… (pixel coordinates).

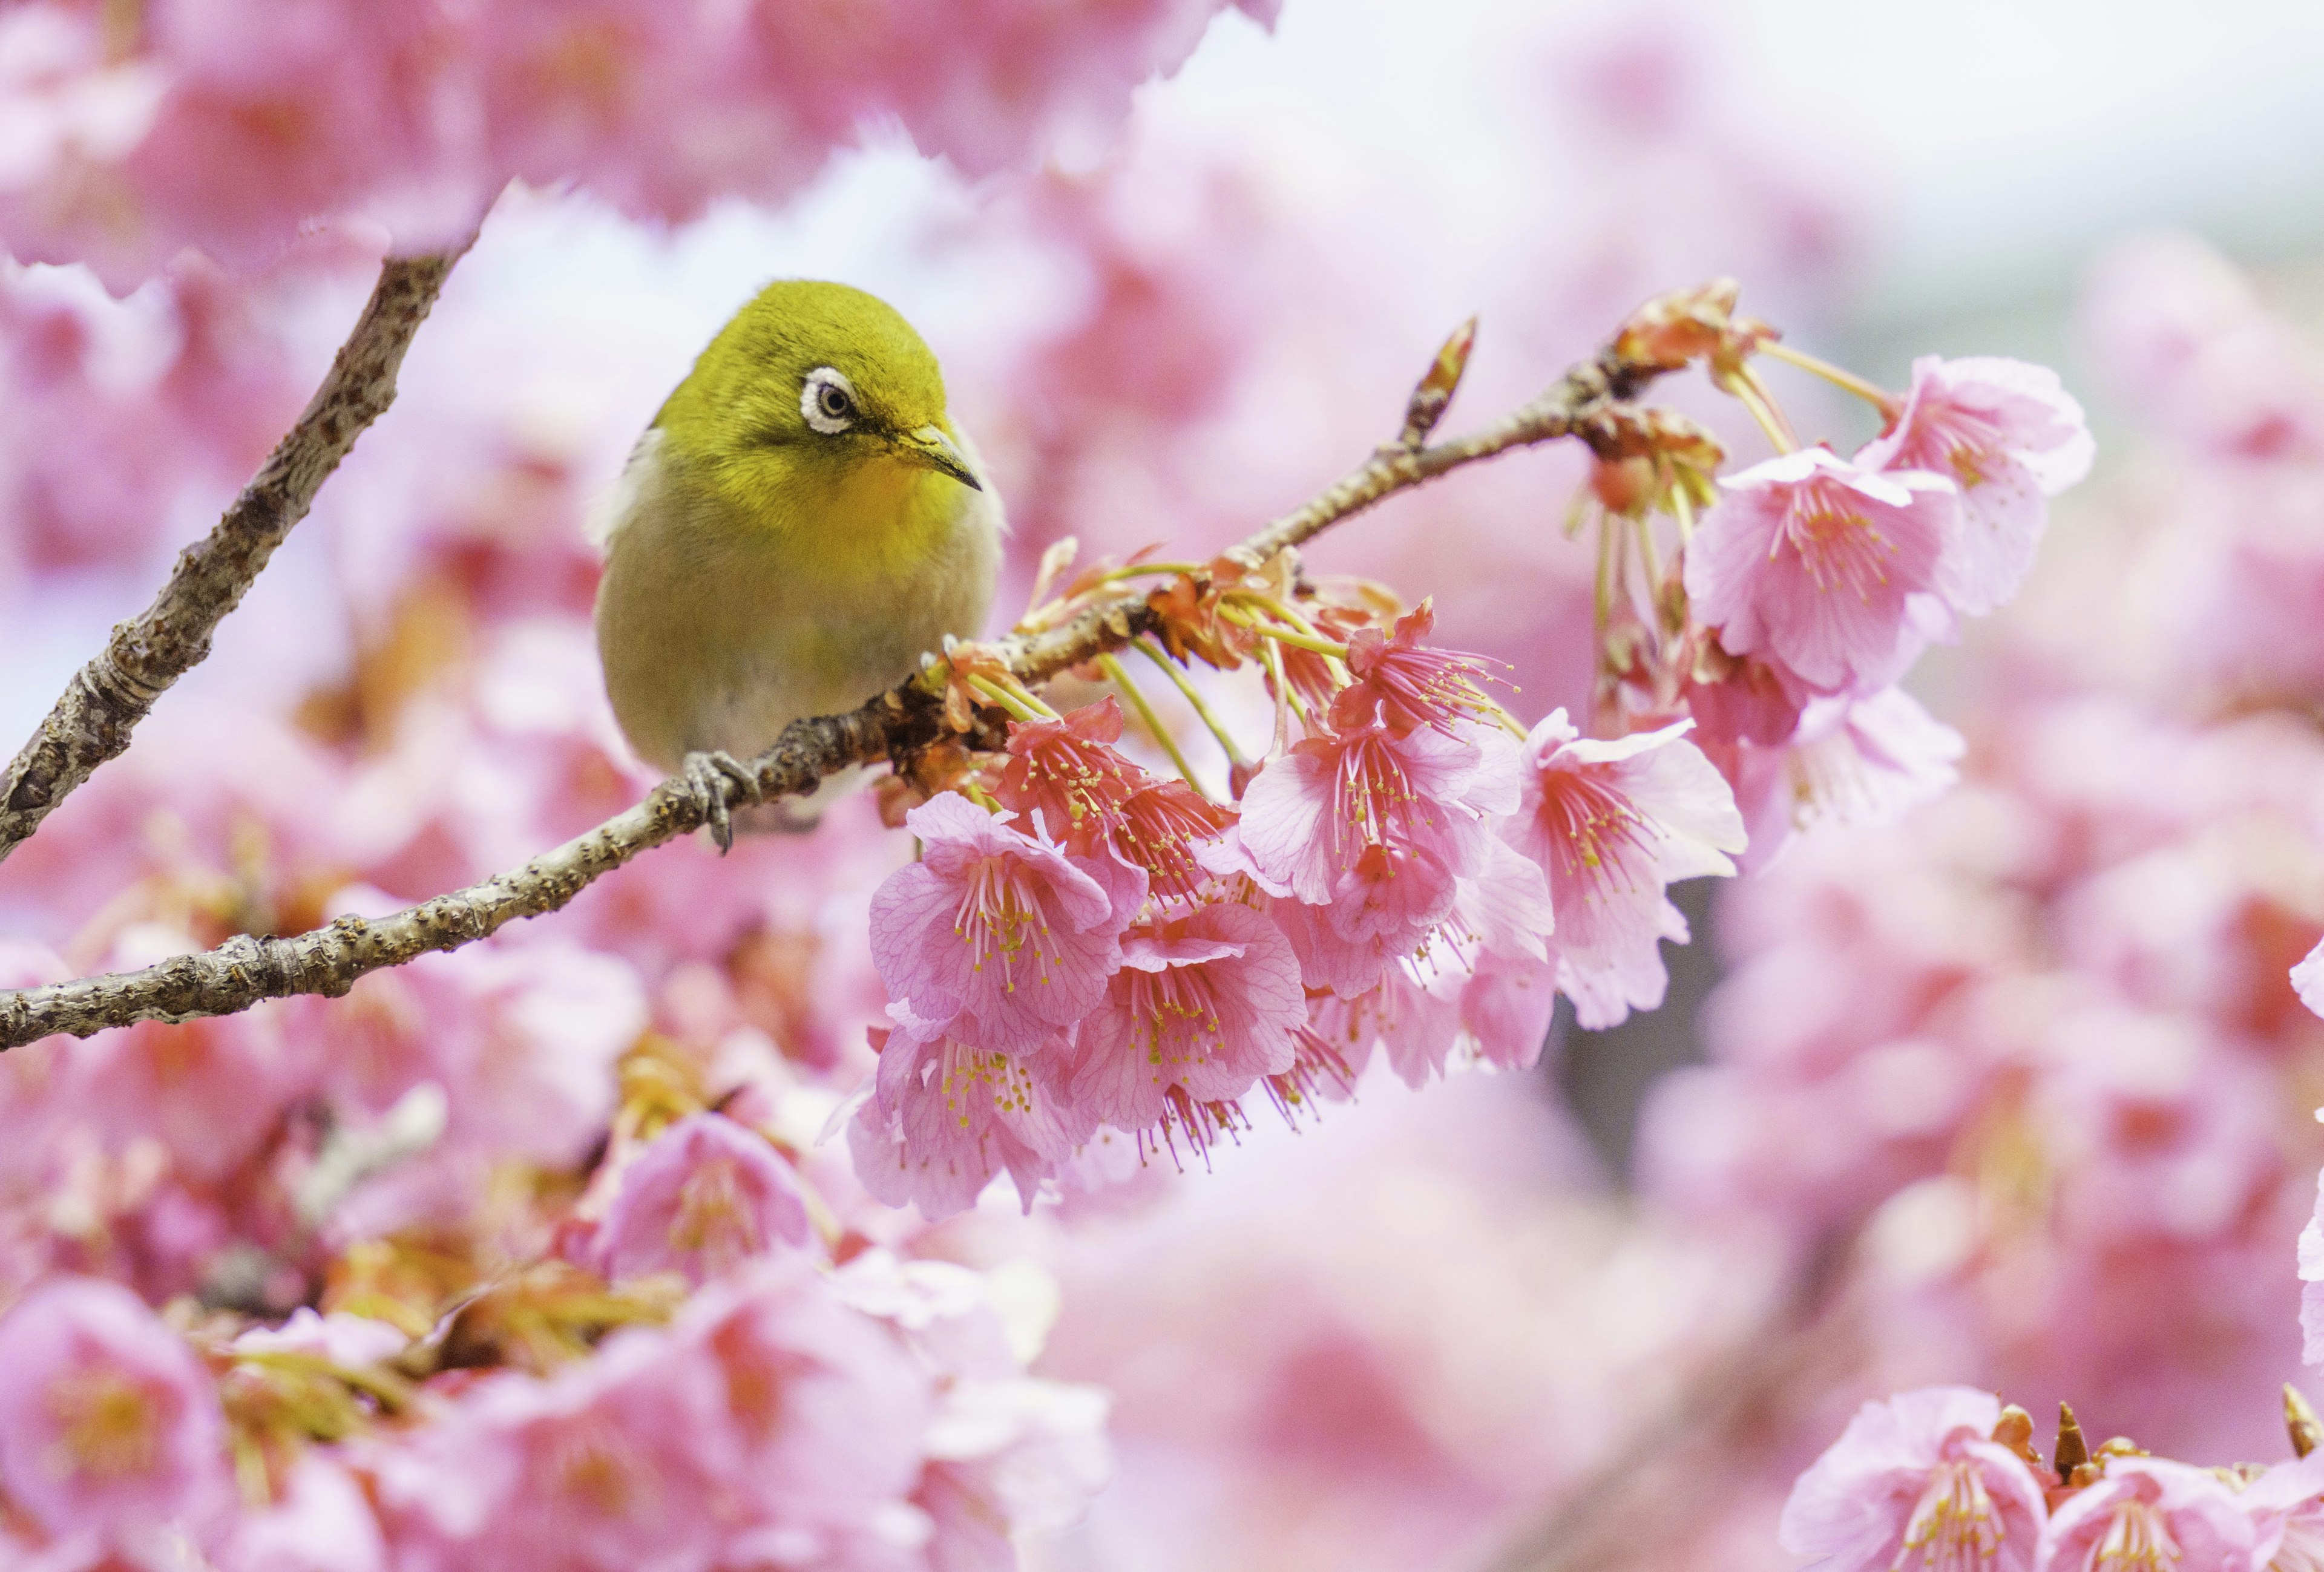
left=678, top=750, right=762, bottom=853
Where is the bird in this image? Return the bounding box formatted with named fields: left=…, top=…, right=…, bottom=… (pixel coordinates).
left=593, top=279, right=1003, bottom=848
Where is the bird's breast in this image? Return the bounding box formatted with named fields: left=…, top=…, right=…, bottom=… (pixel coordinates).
left=593, top=428, right=1002, bottom=771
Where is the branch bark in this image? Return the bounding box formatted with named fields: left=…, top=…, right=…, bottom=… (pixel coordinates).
left=0, top=244, right=470, bottom=866
left=0, top=334, right=1670, bottom=1050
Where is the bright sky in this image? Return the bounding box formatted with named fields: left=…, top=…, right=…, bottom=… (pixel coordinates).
left=1166, top=0, right=2324, bottom=319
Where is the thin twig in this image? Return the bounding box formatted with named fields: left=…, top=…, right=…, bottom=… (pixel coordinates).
left=0, top=243, right=472, bottom=865
left=0, top=329, right=1670, bottom=1049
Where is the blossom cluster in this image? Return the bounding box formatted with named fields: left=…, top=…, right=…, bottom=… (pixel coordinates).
left=0, top=4, right=2125, bottom=1564
left=840, top=301, right=2094, bottom=1217
left=0, top=0, right=1272, bottom=289
left=0, top=1246, right=1105, bottom=1572
left=1627, top=243, right=2324, bottom=1505
left=1781, top=1386, right=2324, bottom=1572
left=847, top=615, right=1744, bottom=1216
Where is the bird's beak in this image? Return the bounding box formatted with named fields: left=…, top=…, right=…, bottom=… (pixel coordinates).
left=889, top=425, right=983, bottom=491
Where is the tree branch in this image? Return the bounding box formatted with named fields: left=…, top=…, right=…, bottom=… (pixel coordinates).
left=0, top=244, right=471, bottom=866
left=0, top=332, right=1675, bottom=1050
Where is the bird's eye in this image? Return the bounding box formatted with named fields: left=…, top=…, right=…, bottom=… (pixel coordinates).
left=800, top=368, right=858, bottom=435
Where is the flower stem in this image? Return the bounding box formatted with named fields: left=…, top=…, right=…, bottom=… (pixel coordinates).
left=1758, top=339, right=1902, bottom=419
left=1135, top=637, right=1250, bottom=770
left=1724, top=369, right=1798, bottom=454
left=1096, top=561, right=1207, bottom=583
left=1218, top=604, right=1349, bottom=658
left=1258, top=633, right=1308, bottom=735
left=1667, top=473, right=1696, bottom=546
left=1097, top=652, right=1209, bottom=797
left=966, top=673, right=1049, bottom=724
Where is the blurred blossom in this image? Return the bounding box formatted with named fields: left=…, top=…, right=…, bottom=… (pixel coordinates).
left=0, top=1276, right=232, bottom=1548
left=1778, top=1387, right=2049, bottom=1572
left=0, top=4, right=2261, bottom=1571
left=0, top=0, right=1270, bottom=289
left=593, top=1112, right=812, bottom=1286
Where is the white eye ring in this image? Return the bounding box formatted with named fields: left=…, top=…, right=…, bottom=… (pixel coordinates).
left=801, top=367, right=858, bottom=434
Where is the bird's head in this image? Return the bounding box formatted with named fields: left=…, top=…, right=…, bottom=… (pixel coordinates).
left=656, top=278, right=982, bottom=516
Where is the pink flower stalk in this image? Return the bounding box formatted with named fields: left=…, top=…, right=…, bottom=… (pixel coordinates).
left=1238, top=718, right=1513, bottom=904
left=1065, top=900, right=1305, bottom=1136
left=1328, top=600, right=1505, bottom=737
left=1502, top=711, right=1746, bottom=1029
left=1683, top=447, right=1960, bottom=696
left=1857, top=356, right=2095, bottom=616
left=869, top=791, right=1145, bottom=1056
left=1778, top=1387, right=2048, bottom=1572
left=0, top=1276, right=232, bottom=1542
left=595, top=1113, right=812, bottom=1287
left=848, top=1012, right=1094, bottom=1220
left=2035, top=1458, right=2257, bottom=1572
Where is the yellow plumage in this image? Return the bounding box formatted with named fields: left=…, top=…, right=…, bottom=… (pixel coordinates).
left=594, top=280, right=1003, bottom=839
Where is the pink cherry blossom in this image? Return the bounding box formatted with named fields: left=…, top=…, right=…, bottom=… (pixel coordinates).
left=1456, top=952, right=1559, bottom=1072
left=2239, top=1452, right=2324, bottom=1572
left=1065, top=900, right=1305, bottom=1136
left=373, top=1323, right=740, bottom=1572
left=218, top=1455, right=387, bottom=1572
left=2035, top=1458, right=2258, bottom=1572
left=2294, top=940, right=2324, bottom=1021
left=307, top=939, right=646, bottom=1174
left=1309, top=964, right=1463, bottom=1089
left=1683, top=446, right=1959, bottom=696
left=595, top=1112, right=812, bottom=1286
left=869, top=792, right=1144, bottom=1057
left=848, top=1012, right=1094, bottom=1220
left=57, top=940, right=307, bottom=1188
left=1238, top=718, right=1515, bottom=905
left=1110, top=779, right=1235, bottom=908
left=1502, top=711, right=1745, bottom=1029
left=1779, top=1387, right=2048, bottom=1572
left=668, top=1256, right=933, bottom=1535
left=1270, top=840, right=1461, bottom=998
left=1785, top=687, right=1966, bottom=831
left=994, top=698, right=1147, bottom=854
left=231, top=1308, right=409, bottom=1367
left=1328, top=600, right=1505, bottom=738
left=2299, top=1170, right=2324, bottom=1370
left=1857, top=356, right=2094, bottom=616
left=0, top=1276, right=232, bottom=1543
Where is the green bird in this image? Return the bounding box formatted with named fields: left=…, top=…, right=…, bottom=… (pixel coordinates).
left=594, top=280, right=1003, bottom=845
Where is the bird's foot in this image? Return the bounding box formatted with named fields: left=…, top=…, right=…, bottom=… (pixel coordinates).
left=678, top=750, right=763, bottom=853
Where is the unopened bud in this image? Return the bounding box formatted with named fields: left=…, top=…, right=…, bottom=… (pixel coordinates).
left=1399, top=317, right=1478, bottom=447
left=1590, top=456, right=1657, bottom=516
left=2054, top=1403, right=2090, bottom=1476
left=1992, top=1404, right=2044, bottom=1471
